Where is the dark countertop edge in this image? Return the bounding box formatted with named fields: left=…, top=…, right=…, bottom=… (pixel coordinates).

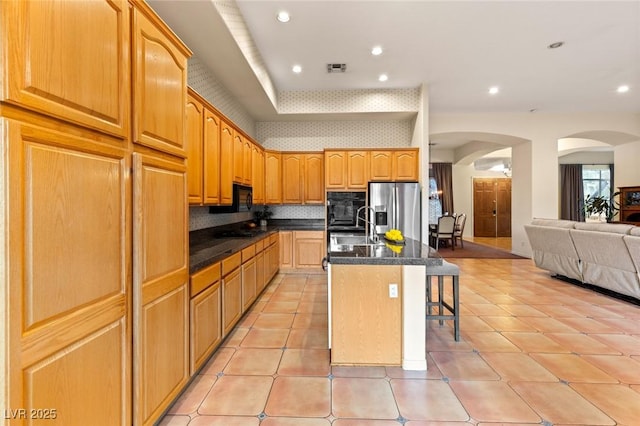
left=328, top=257, right=442, bottom=266
left=189, top=225, right=326, bottom=274
left=189, top=229, right=279, bottom=274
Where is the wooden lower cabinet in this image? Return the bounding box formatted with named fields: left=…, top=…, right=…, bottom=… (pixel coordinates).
left=3, top=119, right=131, bottom=425
left=280, top=231, right=325, bottom=270
left=189, top=261, right=222, bottom=374
left=294, top=231, right=325, bottom=269
left=133, top=152, right=189, bottom=426
left=330, top=265, right=402, bottom=365
left=256, top=250, right=266, bottom=293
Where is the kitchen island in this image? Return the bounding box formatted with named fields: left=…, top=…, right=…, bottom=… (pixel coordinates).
left=328, top=237, right=442, bottom=370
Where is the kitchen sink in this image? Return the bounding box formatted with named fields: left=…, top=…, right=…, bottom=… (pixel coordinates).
left=329, top=234, right=383, bottom=250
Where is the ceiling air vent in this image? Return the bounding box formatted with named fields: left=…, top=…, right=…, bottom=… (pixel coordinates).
left=327, top=63, right=347, bottom=73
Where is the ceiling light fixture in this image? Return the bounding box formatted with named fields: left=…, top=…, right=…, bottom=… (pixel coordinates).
left=488, top=86, right=499, bottom=95
left=292, top=65, right=302, bottom=74
left=378, top=74, right=388, bottom=82
left=617, top=85, right=630, bottom=93
left=276, top=11, right=290, bottom=23
left=548, top=41, right=564, bottom=49
left=371, top=46, right=383, bottom=56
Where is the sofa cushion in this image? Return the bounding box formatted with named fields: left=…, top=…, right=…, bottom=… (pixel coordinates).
left=629, top=226, right=640, bottom=237
left=573, top=222, right=635, bottom=234
left=531, top=218, right=576, bottom=229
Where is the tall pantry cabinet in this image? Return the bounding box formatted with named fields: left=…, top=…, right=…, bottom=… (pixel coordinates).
left=0, top=1, right=191, bottom=425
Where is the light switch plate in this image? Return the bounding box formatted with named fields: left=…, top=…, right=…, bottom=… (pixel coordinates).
left=389, top=283, right=398, bottom=298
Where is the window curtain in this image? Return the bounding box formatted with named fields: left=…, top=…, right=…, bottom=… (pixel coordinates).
left=560, top=164, right=584, bottom=221
left=432, top=163, right=454, bottom=215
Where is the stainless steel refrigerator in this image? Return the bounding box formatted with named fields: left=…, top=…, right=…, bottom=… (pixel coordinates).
left=368, top=182, right=422, bottom=243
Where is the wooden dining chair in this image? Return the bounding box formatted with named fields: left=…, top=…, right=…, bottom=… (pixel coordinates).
left=453, top=213, right=467, bottom=248
left=429, top=215, right=456, bottom=250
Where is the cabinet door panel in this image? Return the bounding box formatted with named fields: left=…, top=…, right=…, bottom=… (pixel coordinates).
left=347, top=151, right=369, bottom=189
left=393, top=150, right=419, bottom=181
left=370, top=151, right=393, bottom=181
left=133, top=7, right=188, bottom=157
left=222, top=269, right=242, bottom=336
left=280, top=231, right=293, bottom=268
left=220, top=120, right=234, bottom=204
left=282, top=154, right=303, bottom=204
left=294, top=239, right=324, bottom=269
left=304, top=153, right=324, bottom=204
left=243, top=139, right=253, bottom=186
left=186, top=93, right=204, bottom=204
left=133, top=153, right=189, bottom=426
left=190, top=282, right=221, bottom=374
left=265, top=151, right=282, bottom=204
left=2, top=0, right=130, bottom=137
left=233, top=132, right=244, bottom=183
left=252, top=145, right=265, bottom=204
left=242, top=258, right=257, bottom=311
left=7, top=121, right=131, bottom=424
left=325, top=151, right=346, bottom=189
left=203, top=109, right=221, bottom=204
left=255, top=251, right=266, bottom=293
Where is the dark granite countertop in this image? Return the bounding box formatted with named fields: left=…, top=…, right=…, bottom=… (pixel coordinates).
left=328, top=237, right=442, bottom=266
left=189, top=219, right=325, bottom=274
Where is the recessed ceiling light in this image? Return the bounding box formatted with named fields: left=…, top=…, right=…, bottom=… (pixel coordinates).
left=617, top=85, right=630, bottom=93
left=378, top=74, right=388, bottom=82
left=488, top=86, right=499, bottom=95
left=292, top=65, right=302, bottom=74
left=277, top=11, right=290, bottom=23
left=371, top=46, right=383, bottom=56
left=548, top=41, right=564, bottom=49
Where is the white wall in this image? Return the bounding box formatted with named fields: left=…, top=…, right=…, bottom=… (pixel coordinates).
left=614, top=141, right=640, bottom=188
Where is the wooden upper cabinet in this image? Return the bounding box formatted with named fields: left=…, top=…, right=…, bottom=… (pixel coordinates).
left=370, top=151, right=393, bottom=181
left=304, top=153, right=325, bottom=204
left=393, top=149, right=419, bottom=181
left=132, top=3, right=191, bottom=157
left=252, top=145, right=265, bottom=204
left=347, top=151, right=369, bottom=189
left=282, top=154, right=304, bottom=204
left=1, top=0, right=130, bottom=137
left=325, top=151, right=347, bottom=189
left=219, top=120, right=234, bottom=205
left=233, top=131, right=244, bottom=183
left=203, top=108, right=221, bottom=204
left=265, top=151, right=282, bottom=204
left=186, top=92, right=204, bottom=204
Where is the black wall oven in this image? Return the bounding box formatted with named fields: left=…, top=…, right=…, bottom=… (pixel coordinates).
left=326, top=191, right=367, bottom=232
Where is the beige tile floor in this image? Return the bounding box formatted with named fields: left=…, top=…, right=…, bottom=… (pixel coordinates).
left=159, top=258, right=640, bottom=426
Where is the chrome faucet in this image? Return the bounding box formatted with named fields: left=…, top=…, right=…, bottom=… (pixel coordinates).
left=356, top=206, right=379, bottom=243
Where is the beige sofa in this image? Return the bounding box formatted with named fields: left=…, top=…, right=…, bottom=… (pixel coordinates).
left=525, top=219, right=640, bottom=300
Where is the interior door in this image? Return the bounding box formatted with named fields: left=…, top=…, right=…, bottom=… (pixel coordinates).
left=473, top=178, right=512, bottom=237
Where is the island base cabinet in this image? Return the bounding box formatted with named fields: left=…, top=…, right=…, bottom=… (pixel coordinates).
left=330, top=265, right=402, bottom=366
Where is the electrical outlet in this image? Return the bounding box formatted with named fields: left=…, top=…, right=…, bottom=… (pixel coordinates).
left=389, top=283, right=398, bottom=298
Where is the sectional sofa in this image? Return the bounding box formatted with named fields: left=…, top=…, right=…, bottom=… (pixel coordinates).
left=525, top=219, right=640, bottom=301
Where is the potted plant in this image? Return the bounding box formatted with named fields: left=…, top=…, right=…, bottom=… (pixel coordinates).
left=254, top=205, right=273, bottom=228
left=584, top=191, right=620, bottom=222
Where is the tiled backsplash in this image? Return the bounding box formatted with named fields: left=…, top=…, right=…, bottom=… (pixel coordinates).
left=189, top=205, right=324, bottom=232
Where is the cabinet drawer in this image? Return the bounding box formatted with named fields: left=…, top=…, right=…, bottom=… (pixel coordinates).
left=269, top=233, right=279, bottom=245
left=222, top=252, right=242, bottom=275
left=294, top=230, right=323, bottom=240
left=190, top=262, right=221, bottom=297
left=242, top=244, right=256, bottom=262
left=255, top=239, right=264, bottom=252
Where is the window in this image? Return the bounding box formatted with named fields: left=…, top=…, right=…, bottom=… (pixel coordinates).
left=583, top=165, right=612, bottom=199
left=428, top=176, right=442, bottom=223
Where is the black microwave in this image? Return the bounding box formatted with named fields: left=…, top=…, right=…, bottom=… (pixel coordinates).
left=209, top=184, right=253, bottom=213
